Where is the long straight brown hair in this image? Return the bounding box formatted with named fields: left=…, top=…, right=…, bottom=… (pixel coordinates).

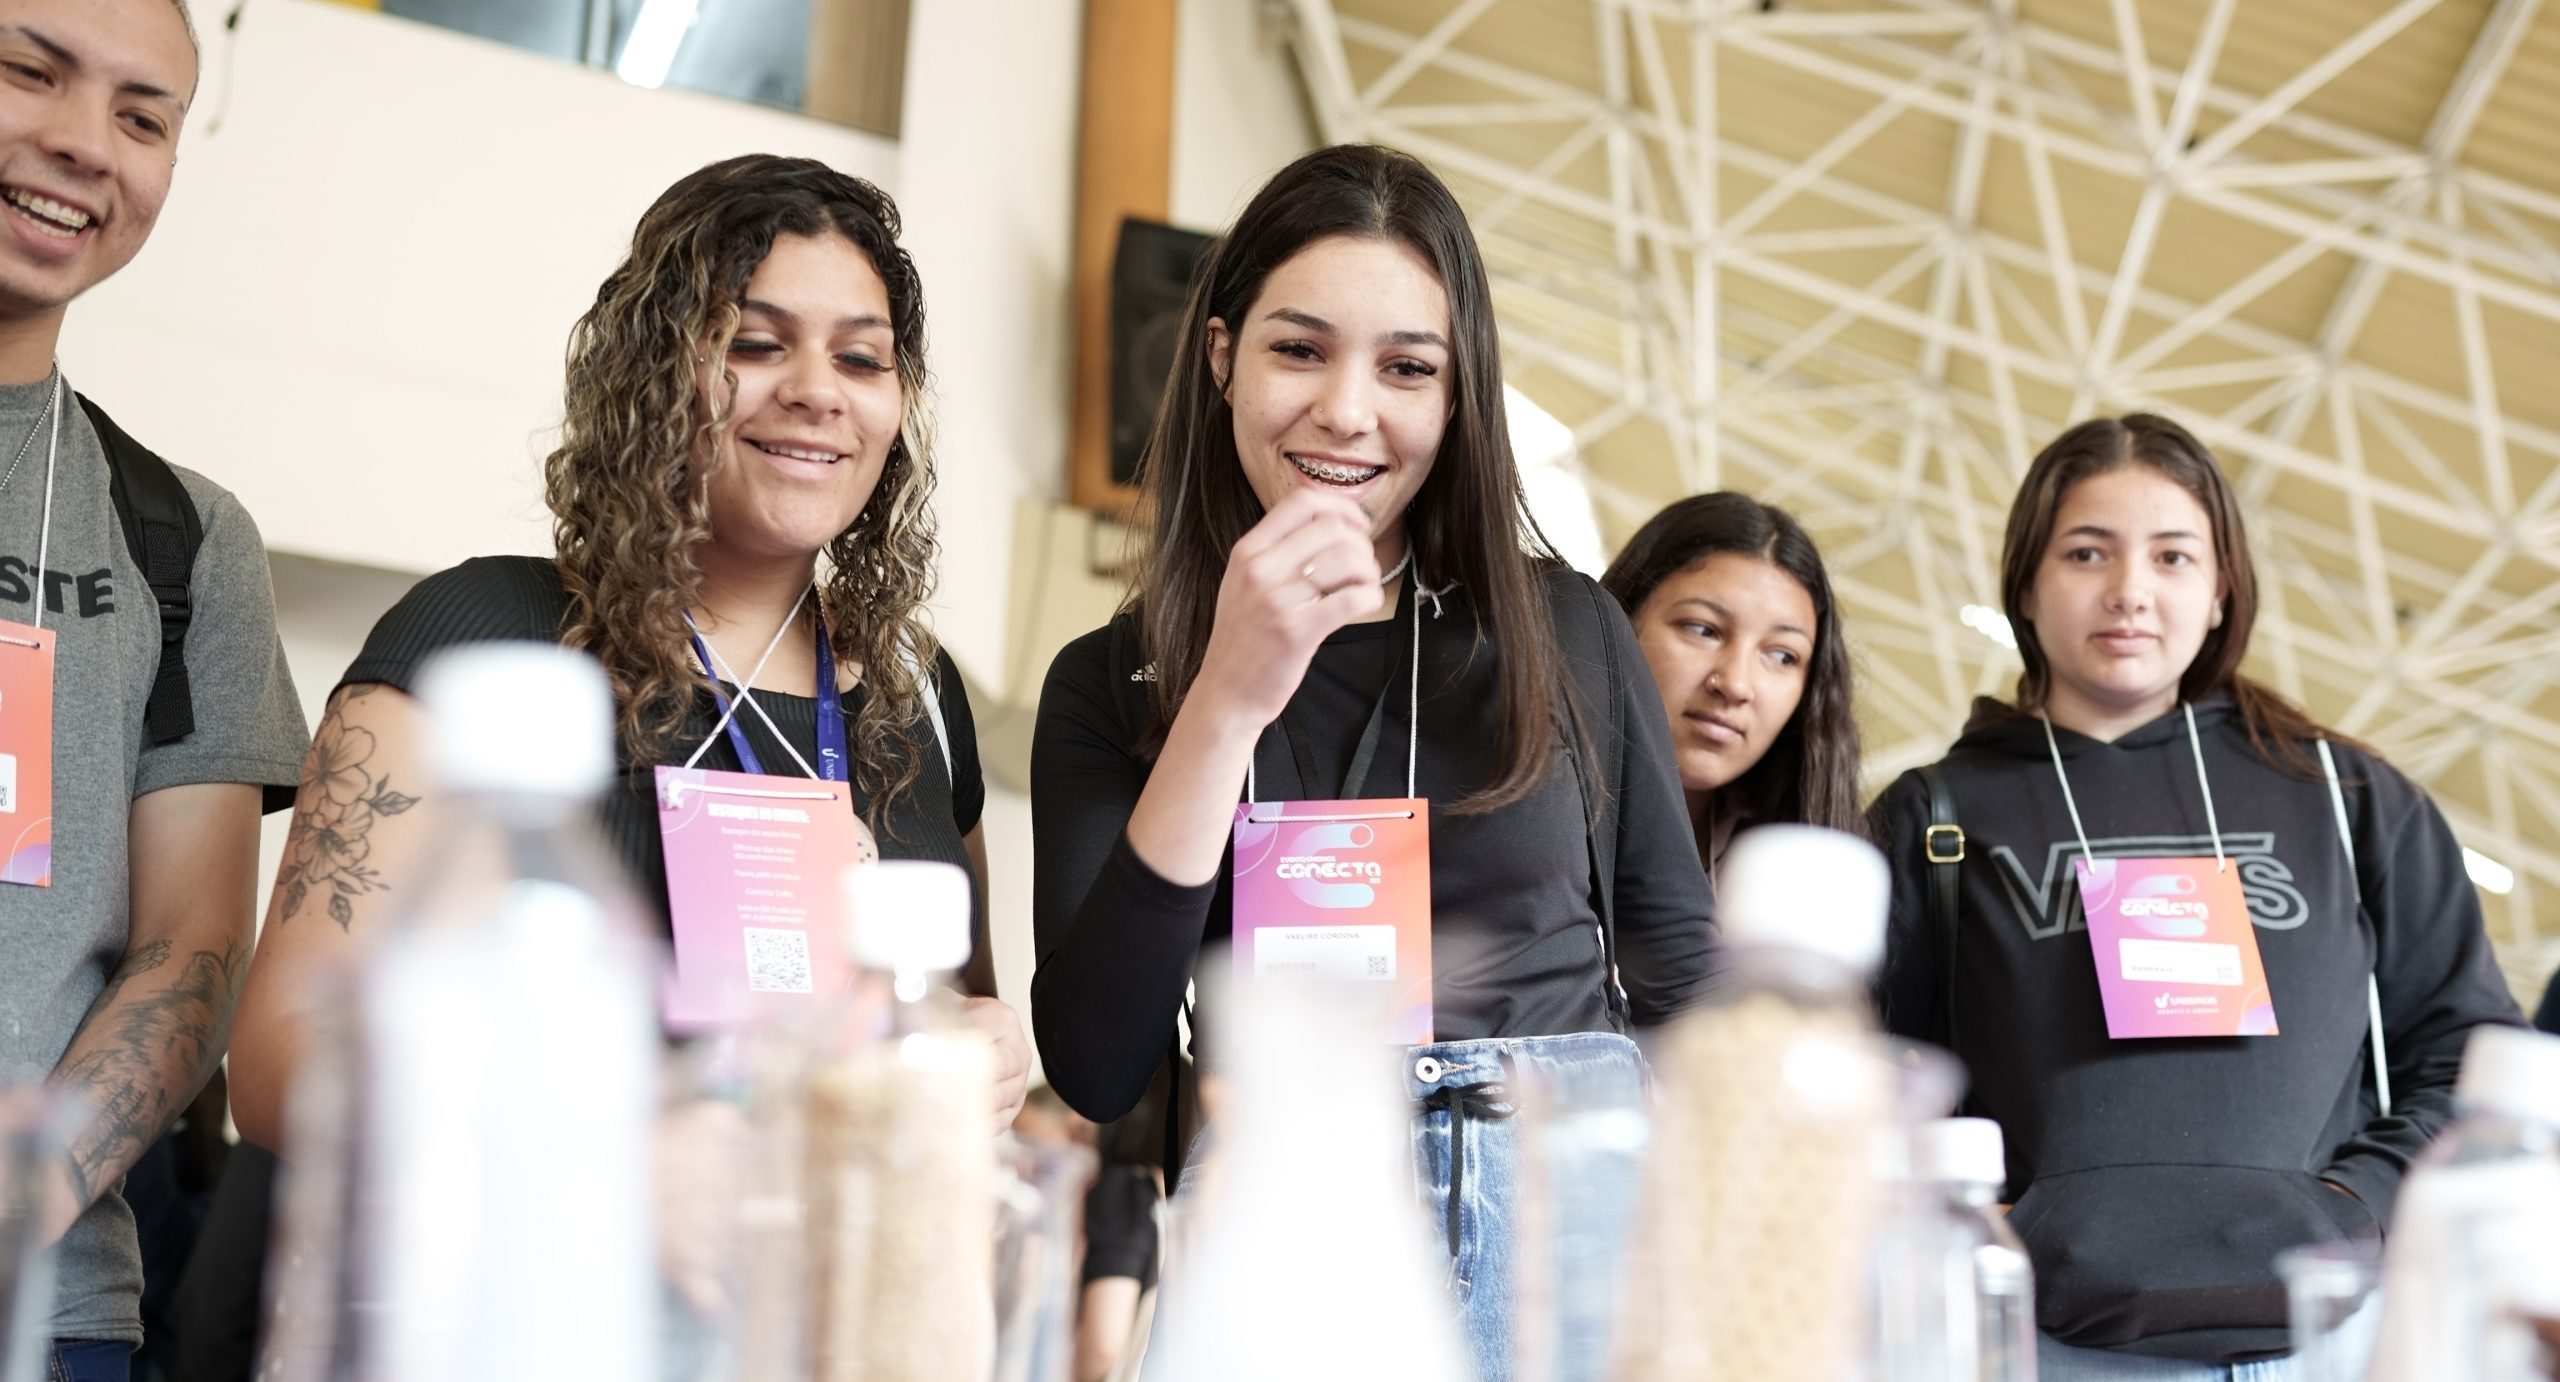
left=1132, top=144, right=1571, bottom=811
left=1998, top=413, right=2358, bottom=775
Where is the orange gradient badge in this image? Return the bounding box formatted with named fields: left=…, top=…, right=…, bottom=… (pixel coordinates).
left=0, top=620, right=55, bottom=887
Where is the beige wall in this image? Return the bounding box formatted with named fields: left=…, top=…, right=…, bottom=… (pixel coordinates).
left=1171, top=0, right=1319, bottom=232
left=112, top=0, right=1313, bottom=1044
left=63, top=0, right=899, bottom=583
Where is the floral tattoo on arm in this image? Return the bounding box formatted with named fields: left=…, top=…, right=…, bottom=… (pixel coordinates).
left=281, top=686, right=419, bottom=930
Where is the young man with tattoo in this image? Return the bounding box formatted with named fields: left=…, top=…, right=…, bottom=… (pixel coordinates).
left=0, top=2, right=308, bottom=1378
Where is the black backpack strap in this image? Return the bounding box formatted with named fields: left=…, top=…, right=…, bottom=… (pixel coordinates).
left=80, top=393, right=203, bottom=746
left=1916, top=764, right=1964, bottom=1051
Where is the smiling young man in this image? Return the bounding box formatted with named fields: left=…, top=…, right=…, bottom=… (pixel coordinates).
left=0, top=2, right=308, bottom=1377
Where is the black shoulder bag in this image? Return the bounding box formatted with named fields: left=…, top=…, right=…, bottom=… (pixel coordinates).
left=1915, top=764, right=1965, bottom=1052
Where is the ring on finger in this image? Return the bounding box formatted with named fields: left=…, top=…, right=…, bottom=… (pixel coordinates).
left=1301, top=560, right=1324, bottom=596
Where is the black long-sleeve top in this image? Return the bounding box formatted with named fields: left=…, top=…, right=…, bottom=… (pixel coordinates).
left=1029, top=567, right=1717, bottom=1121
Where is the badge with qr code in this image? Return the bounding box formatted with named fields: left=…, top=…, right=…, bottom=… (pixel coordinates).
left=1231, top=797, right=1433, bottom=1044
left=655, top=765, right=875, bottom=1032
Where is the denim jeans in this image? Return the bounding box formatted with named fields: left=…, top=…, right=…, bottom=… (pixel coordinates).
left=1406, top=1032, right=1648, bottom=1382
left=2035, top=1295, right=2382, bottom=1382
left=46, top=1340, right=131, bottom=1382
left=2036, top=1339, right=2302, bottom=1382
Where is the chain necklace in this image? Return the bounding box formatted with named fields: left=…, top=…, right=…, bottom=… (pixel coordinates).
left=0, top=365, right=62, bottom=497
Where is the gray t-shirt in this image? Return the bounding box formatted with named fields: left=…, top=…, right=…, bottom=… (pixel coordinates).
left=0, top=373, right=306, bottom=1343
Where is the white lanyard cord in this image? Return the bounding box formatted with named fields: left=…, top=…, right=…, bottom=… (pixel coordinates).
left=2182, top=701, right=2228, bottom=870
left=2039, top=712, right=2096, bottom=865
left=2041, top=702, right=2226, bottom=870
left=681, top=586, right=820, bottom=778
left=1246, top=576, right=1422, bottom=803
left=1404, top=576, right=1418, bottom=798
left=33, top=373, right=60, bottom=632
left=2319, top=738, right=2394, bottom=1115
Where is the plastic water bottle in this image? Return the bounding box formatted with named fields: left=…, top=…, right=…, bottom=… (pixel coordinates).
left=0, top=1089, right=76, bottom=1382
left=1618, top=825, right=1898, bottom=1382
left=2367, top=1024, right=2560, bottom=1382
left=268, top=645, right=662, bottom=1382
left=1140, top=974, right=1471, bottom=1382
left=1872, top=1118, right=2036, bottom=1382
left=802, top=860, right=999, bottom=1382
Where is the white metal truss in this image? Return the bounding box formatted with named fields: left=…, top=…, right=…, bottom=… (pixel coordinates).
left=1283, top=0, right=2560, bottom=995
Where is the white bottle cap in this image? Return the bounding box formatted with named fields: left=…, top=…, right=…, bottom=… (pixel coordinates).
left=1717, top=824, right=1890, bottom=974
left=1911, top=1117, right=2007, bottom=1188
left=2456, top=1025, right=2560, bottom=1128
left=416, top=644, right=615, bottom=797
left=845, top=860, right=972, bottom=973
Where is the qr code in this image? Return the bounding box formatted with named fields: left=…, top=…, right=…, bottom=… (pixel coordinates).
left=742, top=927, right=815, bottom=994
left=1367, top=954, right=1391, bottom=979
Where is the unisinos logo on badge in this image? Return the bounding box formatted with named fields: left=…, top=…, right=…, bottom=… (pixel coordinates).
left=1232, top=798, right=1434, bottom=1043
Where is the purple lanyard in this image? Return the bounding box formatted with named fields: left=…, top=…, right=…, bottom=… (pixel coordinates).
left=687, top=602, right=850, bottom=783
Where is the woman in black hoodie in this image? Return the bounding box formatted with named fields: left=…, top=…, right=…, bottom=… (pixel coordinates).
left=1870, top=414, right=2523, bottom=1379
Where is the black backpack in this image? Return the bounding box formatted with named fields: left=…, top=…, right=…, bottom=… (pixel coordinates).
left=77, top=393, right=202, bottom=747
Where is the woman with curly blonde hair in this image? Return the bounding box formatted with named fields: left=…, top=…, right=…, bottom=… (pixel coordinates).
left=228, top=154, right=1031, bottom=1152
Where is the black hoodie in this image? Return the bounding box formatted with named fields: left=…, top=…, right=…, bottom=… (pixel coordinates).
left=1869, top=694, right=2523, bottom=1363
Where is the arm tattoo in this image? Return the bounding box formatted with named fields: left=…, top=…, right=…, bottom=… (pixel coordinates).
left=54, top=938, right=248, bottom=1207
left=280, top=685, right=419, bottom=931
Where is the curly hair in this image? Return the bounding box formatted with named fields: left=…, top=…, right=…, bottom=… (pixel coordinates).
left=545, top=154, right=941, bottom=826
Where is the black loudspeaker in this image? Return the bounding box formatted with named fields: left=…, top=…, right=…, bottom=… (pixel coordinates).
left=1109, top=219, right=1215, bottom=489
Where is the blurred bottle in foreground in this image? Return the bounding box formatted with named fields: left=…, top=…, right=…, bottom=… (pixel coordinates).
left=265, top=646, right=663, bottom=1382
left=1617, top=825, right=1897, bottom=1382
left=1141, top=971, right=1471, bottom=1382
left=0, top=1089, right=79, bottom=1382
left=1870, top=1116, right=2035, bottom=1382
left=2367, top=1023, right=2560, bottom=1382
left=802, top=860, right=997, bottom=1382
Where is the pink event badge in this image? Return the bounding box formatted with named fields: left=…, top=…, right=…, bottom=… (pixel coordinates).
left=2075, top=855, right=2277, bottom=1038
left=656, top=764, right=878, bottom=1033
left=1231, top=798, right=1433, bottom=1045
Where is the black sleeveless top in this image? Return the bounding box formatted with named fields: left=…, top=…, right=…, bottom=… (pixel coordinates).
left=341, top=555, right=986, bottom=939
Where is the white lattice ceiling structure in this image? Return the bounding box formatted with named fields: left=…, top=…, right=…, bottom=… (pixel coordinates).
left=1279, top=0, right=2560, bottom=996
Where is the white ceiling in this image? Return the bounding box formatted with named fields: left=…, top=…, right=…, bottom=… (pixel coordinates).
left=1281, top=0, right=2560, bottom=997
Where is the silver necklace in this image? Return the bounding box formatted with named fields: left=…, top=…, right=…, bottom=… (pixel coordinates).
left=0, top=365, right=62, bottom=497
left=1380, top=547, right=1414, bottom=585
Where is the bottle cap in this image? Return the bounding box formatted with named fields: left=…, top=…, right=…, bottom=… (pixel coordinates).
left=1910, top=1117, right=2006, bottom=1188
left=845, top=860, right=972, bottom=973
left=416, top=644, right=614, bottom=797
left=1717, top=824, right=1890, bottom=973
left=2456, top=1025, right=2560, bottom=1128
